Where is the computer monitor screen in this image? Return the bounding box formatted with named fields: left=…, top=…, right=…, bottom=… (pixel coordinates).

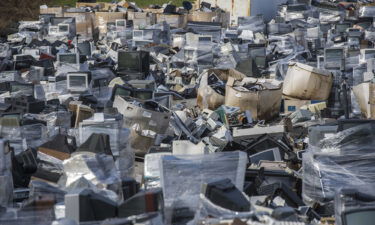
left=58, top=24, right=69, bottom=33
left=59, top=54, right=77, bottom=64
left=363, top=49, right=375, bottom=60
left=344, top=209, right=375, bottom=225
left=249, top=148, right=281, bottom=165
left=254, top=56, right=266, bottom=68
left=113, top=86, right=132, bottom=100
left=133, top=30, right=144, bottom=39
left=118, top=52, right=141, bottom=71
left=325, top=48, right=344, bottom=69
left=11, top=83, right=33, bottom=95
left=116, top=19, right=126, bottom=27
left=77, top=42, right=92, bottom=56
left=198, top=36, right=212, bottom=43
left=336, top=23, right=350, bottom=33
left=133, top=90, right=153, bottom=100
left=68, top=75, right=87, bottom=88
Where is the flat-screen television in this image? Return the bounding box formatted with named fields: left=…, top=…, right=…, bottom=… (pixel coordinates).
left=117, top=50, right=150, bottom=75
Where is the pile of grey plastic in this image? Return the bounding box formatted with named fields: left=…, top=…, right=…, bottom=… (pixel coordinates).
left=2, top=0, right=375, bottom=224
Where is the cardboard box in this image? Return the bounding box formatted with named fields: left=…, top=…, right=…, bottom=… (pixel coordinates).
left=225, top=77, right=283, bottom=121
left=64, top=12, right=95, bottom=39
left=283, top=62, right=333, bottom=100
left=187, top=11, right=230, bottom=27
left=156, top=14, right=188, bottom=28
left=197, top=69, right=246, bottom=110
left=353, top=82, right=375, bottom=119
left=95, top=12, right=126, bottom=35
left=40, top=7, right=65, bottom=17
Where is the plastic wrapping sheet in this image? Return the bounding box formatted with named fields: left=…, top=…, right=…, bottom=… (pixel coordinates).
left=359, top=6, right=375, bottom=18
left=352, top=64, right=366, bottom=86
left=77, top=122, right=134, bottom=178
left=365, top=30, right=375, bottom=42
left=160, top=151, right=247, bottom=222
left=38, top=151, right=64, bottom=176
left=0, top=207, right=55, bottom=225
left=191, top=194, right=254, bottom=224
left=303, top=124, right=375, bottom=204
left=350, top=90, right=361, bottom=117
left=42, top=80, right=69, bottom=101
left=61, top=152, right=122, bottom=201
left=268, top=35, right=298, bottom=56
left=0, top=140, right=13, bottom=207
left=319, top=9, right=343, bottom=23
left=144, top=153, right=172, bottom=190
left=21, top=124, right=48, bottom=148
left=33, top=111, right=71, bottom=137
left=238, top=16, right=265, bottom=33
left=334, top=186, right=375, bottom=225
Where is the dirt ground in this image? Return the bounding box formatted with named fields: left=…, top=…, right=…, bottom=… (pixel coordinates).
left=0, top=0, right=50, bottom=37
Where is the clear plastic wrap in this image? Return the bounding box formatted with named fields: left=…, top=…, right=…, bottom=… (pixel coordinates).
left=303, top=124, right=375, bottom=204
left=0, top=139, right=13, bottom=207
left=144, top=152, right=172, bottom=190
left=319, top=9, right=343, bottom=23
left=33, top=111, right=72, bottom=137
left=60, top=152, right=122, bottom=201
left=160, top=151, right=247, bottom=222
left=21, top=124, right=48, bottom=148
left=191, top=194, right=254, bottom=224
left=76, top=118, right=134, bottom=179
left=238, top=16, right=265, bottom=33
left=359, top=6, right=375, bottom=18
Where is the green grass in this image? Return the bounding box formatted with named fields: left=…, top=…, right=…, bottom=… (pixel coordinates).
left=50, top=0, right=189, bottom=7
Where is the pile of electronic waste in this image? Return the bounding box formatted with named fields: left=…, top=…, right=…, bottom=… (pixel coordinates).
left=1, top=0, right=375, bottom=224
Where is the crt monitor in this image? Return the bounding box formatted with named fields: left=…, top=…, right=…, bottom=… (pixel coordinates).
left=77, top=42, right=92, bottom=57
left=67, top=72, right=91, bottom=92
left=249, top=148, right=282, bottom=165
left=10, top=82, right=34, bottom=96
left=132, top=89, right=153, bottom=100
left=342, top=209, right=375, bottom=225
left=324, top=48, right=344, bottom=70
left=117, top=51, right=150, bottom=74
left=58, top=24, right=70, bottom=35
left=50, top=17, right=75, bottom=26
left=111, top=84, right=133, bottom=101
left=335, top=23, right=351, bottom=33
left=57, top=53, right=79, bottom=65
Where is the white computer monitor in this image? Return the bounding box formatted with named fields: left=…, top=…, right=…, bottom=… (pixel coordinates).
left=58, top=24, right=70, bottom=35
left=324, top=48, right=344, bottom=70
left=57, top=53, right=79, bottom=68
left=116, top=19, right=126, bottom=31
left=48, top=26, right=59, bottom=35
left=67, top=72, right=90, bottom=93
left=361, top=49, right=375, bottom=62
left=133, top=30, right=144, bottom=40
